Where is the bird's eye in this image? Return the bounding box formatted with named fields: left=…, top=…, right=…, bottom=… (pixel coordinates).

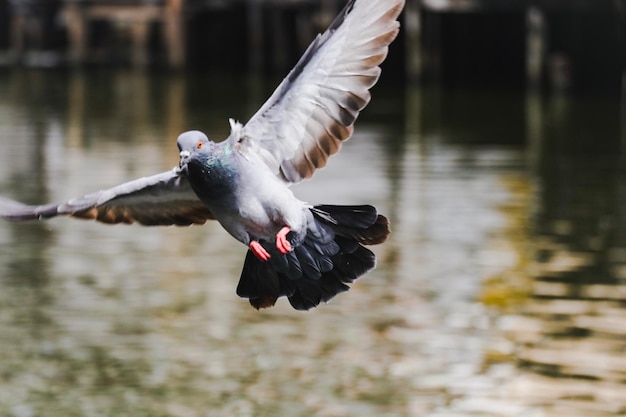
left=196, top=141, right=203, bottom=149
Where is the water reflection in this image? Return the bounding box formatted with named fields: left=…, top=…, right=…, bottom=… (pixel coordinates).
left=0, top=70, right=625, bottom=416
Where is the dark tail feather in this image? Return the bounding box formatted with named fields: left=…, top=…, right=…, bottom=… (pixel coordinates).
left=237, top=251, right=278, bottom=309
left=236, top=204, right=390, bottom=310
left=287, top=242, right=376, bottom=310
left=311, top=204, right=390, bottom=245
left=237, top=243, right=376, bottom=311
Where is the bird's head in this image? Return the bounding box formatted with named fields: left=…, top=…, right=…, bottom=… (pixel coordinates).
left=177, top=130, right=211, bottom=172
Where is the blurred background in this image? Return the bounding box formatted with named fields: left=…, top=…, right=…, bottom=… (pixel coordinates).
left=0, top=1, right=625, bottom=416
left=0, top=0, right=624, bottom=93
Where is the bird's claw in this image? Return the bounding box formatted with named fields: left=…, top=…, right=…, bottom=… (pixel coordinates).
left=276, top=226, right=292, bottom=254
left=249, top=227, right=292, bottom=261
left=250, top=241, right=271, bottom=261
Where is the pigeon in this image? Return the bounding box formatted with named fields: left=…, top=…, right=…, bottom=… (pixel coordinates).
left=0, top=0, right=402, bottom=310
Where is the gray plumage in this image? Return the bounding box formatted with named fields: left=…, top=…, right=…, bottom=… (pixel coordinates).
left=0, top=170, right=214, bottom=225
left=0, top=0, right=402, bottom=310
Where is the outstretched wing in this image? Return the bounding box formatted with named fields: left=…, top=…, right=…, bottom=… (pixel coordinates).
left=0, top=169, right=215, bottom=226
left=234, top=0, right=404, bottom=183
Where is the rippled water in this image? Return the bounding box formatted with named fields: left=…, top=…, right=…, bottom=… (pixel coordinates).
left=0, top=70, right=625, bottom=417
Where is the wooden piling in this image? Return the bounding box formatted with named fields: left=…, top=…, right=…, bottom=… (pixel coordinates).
left=269, top=6, right=288, bottom=72
left=247, top=0, right=264, bottom=73
left=404, top=0, right=422, bottom=82
left=164, top=0, right=185, bottom=69
left=63, top=3, right=88, bottom=65
left=9, top=14, right=26, bottom=63
left=526, top=6, right=546, bottom=90
left=61, top=0, right=185, bottom=68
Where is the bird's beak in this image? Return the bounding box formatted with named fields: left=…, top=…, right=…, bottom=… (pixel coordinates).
left=179, top=150, right=191, bottom=171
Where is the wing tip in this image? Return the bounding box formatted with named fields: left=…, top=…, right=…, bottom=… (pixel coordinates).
left=0, top=197, right=59, bottom=221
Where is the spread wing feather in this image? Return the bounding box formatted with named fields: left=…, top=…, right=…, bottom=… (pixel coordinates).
left=234, top=0, right=404, bottom=183
left=0, top=169, right=215, bottom=226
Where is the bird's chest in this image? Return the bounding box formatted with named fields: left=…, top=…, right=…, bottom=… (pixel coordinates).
left=187, top=156, right=303, bottom=241
left=187, top=159, right=238, bottom=204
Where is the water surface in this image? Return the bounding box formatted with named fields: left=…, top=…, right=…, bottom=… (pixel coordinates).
left=0, top=70, right=625, bottom=416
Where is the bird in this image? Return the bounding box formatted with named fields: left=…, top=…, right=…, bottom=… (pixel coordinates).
left=0, top=0, right=403, bottom=310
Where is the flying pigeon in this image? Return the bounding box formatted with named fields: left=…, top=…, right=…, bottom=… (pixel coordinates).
left=0, top=0, right=403, bottom=310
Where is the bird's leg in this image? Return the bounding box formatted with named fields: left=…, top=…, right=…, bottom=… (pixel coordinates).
left=250, top=240, right=271, bottom=261
left=276, top=226, right=292, bottom=254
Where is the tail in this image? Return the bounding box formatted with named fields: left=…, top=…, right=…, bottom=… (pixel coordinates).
left=236, top=204, right=390, bottom=310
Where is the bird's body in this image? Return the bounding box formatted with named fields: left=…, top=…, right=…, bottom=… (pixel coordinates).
left=0, top=0, right=404, bottom=310
left=182, top=131, right=305, bottom=249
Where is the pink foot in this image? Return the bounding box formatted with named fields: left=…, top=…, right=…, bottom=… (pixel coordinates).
left=276, top=226, right=292, bottom=254
left=250, top=240, right=271, bottom=261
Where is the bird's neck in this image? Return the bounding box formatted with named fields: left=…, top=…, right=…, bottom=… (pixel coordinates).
left=187, top=149, right=239, bottom=203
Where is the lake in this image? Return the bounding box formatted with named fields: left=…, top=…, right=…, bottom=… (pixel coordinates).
left=0, top=69, right=625, bottom=417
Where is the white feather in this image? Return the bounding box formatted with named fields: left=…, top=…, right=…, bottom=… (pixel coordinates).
left=235, top=0, right=405, bottom=184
